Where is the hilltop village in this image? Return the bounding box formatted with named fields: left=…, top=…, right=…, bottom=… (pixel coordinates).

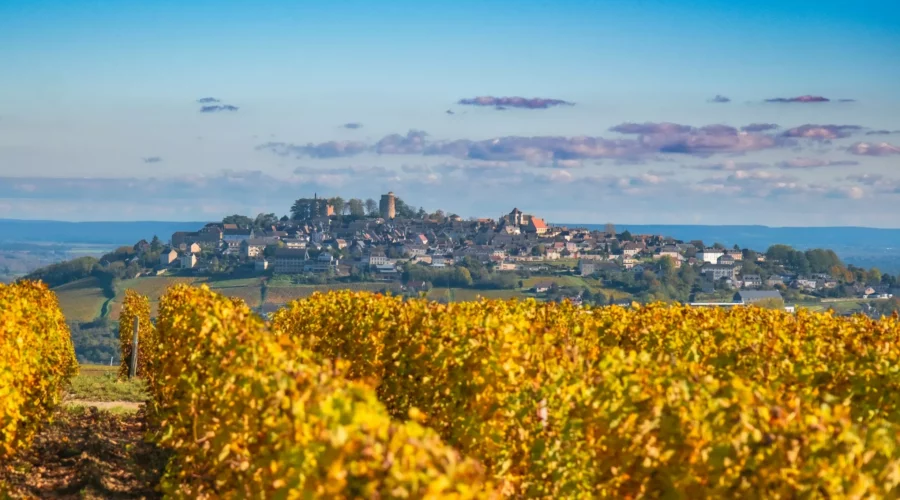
left=142, top=192, right=898, bottom=311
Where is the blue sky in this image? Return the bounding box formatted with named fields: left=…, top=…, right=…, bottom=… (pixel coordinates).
left=1, top=0, right=899, bottom=225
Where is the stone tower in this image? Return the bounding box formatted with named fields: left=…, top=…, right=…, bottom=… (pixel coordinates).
left=379, top=191, right=396, bottom=219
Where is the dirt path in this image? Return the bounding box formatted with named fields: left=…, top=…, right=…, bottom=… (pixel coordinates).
left=65, top=401, right=142, bottom=411
left=0, top=407, right=166, bottom=499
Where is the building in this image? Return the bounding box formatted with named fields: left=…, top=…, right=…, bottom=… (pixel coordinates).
left=223, top=228, right=253, bottom=248
left=526, top=217, right=549, bottom=235
left=367, top=251, right=388, bottom=268
left=577, top=260, right=597, bottom=276
left=380, top=192, right=397, bottom=219
left=273, top=248, right=340, bottom=274
left=697, top=248, right=725, bottom=265
left=701, top=264, right=737, bottom=281
left=292, top=196, right=335, bottom=220
left=160, top=248, right=178, bottom=266
left=742, top=274, right=762, bottom=288
left=181, top=253, right=197, bottom=269
left=273, top=249, right=309, bottom=274
left=735, top=290, right=783, bottom=305
left=242, top=239, right=269, bottom=259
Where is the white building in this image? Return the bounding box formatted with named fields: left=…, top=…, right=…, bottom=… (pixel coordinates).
left=697, top=248, right=725, bottom=265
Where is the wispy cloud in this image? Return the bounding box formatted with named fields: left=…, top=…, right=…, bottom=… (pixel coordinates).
left=199, top=104, right=239, bottom=113
left=375, top=130, right=429, bottom=154
left=457, top=96, right=574, bottom=110
left=764, top=95, right=831, bottom=103
left=142, top=156, right=163, bottom=164
left=782, top=124, right=862, bottom=140
left=848, top=142, right=900, bottom=156
left=684, top=160, right=769, bottom=171
left=709, top=95, right=731, bottom=103
left=776, top=157, right=860, bottom=169
left=741, top=123, right=779, bottom=132
left=341, top=122, right=363, bottom=129
left=196, top=97, right=221, bottom=104
left=866, top=129, right=900, bottom=136
left=610, top=122, right=694, bottom=135
left=256, top=140, right=368, bottom=158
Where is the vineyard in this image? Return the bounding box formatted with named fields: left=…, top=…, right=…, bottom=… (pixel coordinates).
left=5, top=281, right=900, bottom=497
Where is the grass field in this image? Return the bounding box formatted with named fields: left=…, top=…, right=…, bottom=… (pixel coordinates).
left=66, top=373, right=149, bottom=403
left=54, top=277, right=108, bottom=322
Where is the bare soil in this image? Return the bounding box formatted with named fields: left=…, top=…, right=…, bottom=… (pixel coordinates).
left=0, top=406, right=166, bottom=499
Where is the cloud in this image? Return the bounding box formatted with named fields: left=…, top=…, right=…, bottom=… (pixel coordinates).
left=457, top=96, right=574, bottom=110
left=709, top=95, right=731, bottom=103
left=847, top=142, right=900, bottom=156
left=741, top=123, right=779, bottom=133
left=196, top=97, right=221, bottom=104
left=776, top=157, right=860, bottom=169
left=142, top=156, right=163, bottom=164
left=256, top=140, right=368, bottom=158
left=846, top=173, right=886, bottom=185
left=258, top=122, right=790, bottom=165
left=375, top=130, right=429, bottom=154
left=866, top=130, right=900, bottom=136
left=782, top=124, right=862, bottom=140
left=341, top=122, right=363, bottom=129
left=764, top=95, right=831, bottom=103
left=610, top=122, right=694, bottom=135
left=199, top=104, right=239, bottom=113
left=685, top=160, right=769, bottom=171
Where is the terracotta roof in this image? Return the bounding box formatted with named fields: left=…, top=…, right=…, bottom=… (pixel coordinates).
left=530, top=217, right=547, bottom=229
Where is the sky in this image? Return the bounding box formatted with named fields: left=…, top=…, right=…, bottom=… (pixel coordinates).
left=1, top=0, right=899, bottom=226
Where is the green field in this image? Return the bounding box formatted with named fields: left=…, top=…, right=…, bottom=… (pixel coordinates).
left=54, top=277, right=109, bottom=322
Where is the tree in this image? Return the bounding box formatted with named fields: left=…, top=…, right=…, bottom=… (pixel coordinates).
left=328, top=197, right=346, bottom=216
left=712, top=242, right=725, bottom=250
left=733, top=244, right=741, bottom=251
left=347, top=198, right=365, bottom=217
left=766, top=244, right=794, bottom=263
left=365, top=198, right=378, bottom=216
left=223, top=214, right=254, bottom=227
left=531, top=244, right=546, bottom=256
left=619, top=230, right=633, bottom=242
left=416, top=207, right=428, bottom=219
left=254, top=213, right=279, bottom=229
left=150, top=235, right=162, bottom=252
left=867, top=268, right=883, bottom=285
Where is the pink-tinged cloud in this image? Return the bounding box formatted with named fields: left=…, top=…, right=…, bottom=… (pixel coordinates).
left=776, top=158, right=860, bottom=169
left=457, top=96, right=574, bottom=109
left=764, top=95, right=831, bottom=103
left=782, top=124, right=862, bottom=140
left=848, top=142, right=900, bottom=156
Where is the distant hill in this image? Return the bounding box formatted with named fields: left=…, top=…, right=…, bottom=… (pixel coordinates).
left=569, top=223, right=900, bottom=274
left=0, top=219, right=209, bottom=245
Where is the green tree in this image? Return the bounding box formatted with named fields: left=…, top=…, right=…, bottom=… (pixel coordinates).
left=328, top=197, right=346, bottom=216
left=254, top=213, right=279, bottom=229
left=619, top=230, right=633, bottom=242
left=150, top=235, right=162, bottom=252
left=223, top=214, right=254, bottom=227
left=365, top=198, right=378, bottom=216
left=348, top=198, right=366, bottom=217
left=712, top=242, right=725, bottom=250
